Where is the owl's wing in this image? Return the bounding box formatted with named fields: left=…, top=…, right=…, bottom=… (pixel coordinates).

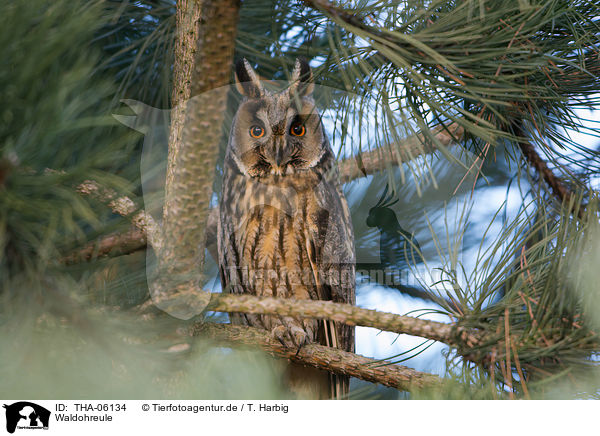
left=302, top=174, right=355, bottom=400
left=217, top=188, right=256, bottom=327
left=306, top=175, right=356, bottom=354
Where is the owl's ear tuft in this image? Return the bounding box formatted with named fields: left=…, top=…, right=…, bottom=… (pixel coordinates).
left=289, top=58, right=314, bottom=98
left=235, top=59, right=263, bottom=98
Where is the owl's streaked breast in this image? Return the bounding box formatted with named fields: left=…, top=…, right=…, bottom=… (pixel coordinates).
left=226, top=170, right=328, bottom=294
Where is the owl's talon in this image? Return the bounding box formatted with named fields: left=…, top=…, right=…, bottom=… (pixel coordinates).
left=290, top=329, right=308, bottom=348
left=271, top=325, right=291, bottom=347
left=270, top=322, right=311, bottom=349
left=283, top=318, right=310, bottom=349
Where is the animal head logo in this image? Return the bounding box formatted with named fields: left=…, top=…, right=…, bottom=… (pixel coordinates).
left=3, top=402, right=50, bottom=434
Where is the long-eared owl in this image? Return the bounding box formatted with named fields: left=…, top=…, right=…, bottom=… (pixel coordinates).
left=217, top=58, right=355, bottom=399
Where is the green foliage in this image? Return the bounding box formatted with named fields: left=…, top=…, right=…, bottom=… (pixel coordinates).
left=0, top=0, right=139, bottom=276
left=311, top=1, right=600, bottom=183
left=1, top=276, right=284, bottom=399
left=97, top=0, right=176, bottom=109
left=441, top=199, right=600, bottom=398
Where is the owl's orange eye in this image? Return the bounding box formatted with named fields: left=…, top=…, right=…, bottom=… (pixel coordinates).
left=290, top=122, right=305, bottom=137
left=250, top=125, right=265, bottom=138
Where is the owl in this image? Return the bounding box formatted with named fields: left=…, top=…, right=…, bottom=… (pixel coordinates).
left=217, top=58, right=356, bottom=399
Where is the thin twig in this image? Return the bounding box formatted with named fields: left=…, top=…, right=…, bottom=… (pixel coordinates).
left=301, top=0, right=370, bottom=32
left=513, top=123, right=585, bottom=219
left=511, top=340, right=530, bottom=400
left=504, top=307, right=514, bottom=399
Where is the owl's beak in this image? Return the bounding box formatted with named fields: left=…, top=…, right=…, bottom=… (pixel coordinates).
left=274, top=137, right=286, bottom=167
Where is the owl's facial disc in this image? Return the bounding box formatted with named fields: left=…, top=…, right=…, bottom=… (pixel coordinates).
left=235, top=95, right=323, bottom=178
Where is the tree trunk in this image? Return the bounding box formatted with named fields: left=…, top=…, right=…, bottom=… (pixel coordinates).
left=154, top=0, right=240, bottom=318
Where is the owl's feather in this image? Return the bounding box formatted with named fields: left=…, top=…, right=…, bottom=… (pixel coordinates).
left=218, top=59, right=355, bottom=399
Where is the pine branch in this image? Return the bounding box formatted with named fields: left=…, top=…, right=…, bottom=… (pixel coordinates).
left=76, top=180, right=161, bottom=250
left=300, top=0, right=379, bottom=37
left=206, top=293, right=484, bottom=349
left=61, top=227, right=146, bottom=264
left=301, top=0, right=598, bottom=222
left=513, top=123, right=585, bottom=218
left=338, top=123, right=464, bottom=183
left=138, top=291, right=483, bottom=354
left=195, top=323, right=443, bottom=391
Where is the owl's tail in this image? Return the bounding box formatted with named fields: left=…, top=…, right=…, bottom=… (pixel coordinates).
left=330, top=373, right=350, bottom=400
left=323, top=319, right=350, bottom=400
left=286, top=320, right=350, bottom=400
left=286, top=364, right=331, bottom=399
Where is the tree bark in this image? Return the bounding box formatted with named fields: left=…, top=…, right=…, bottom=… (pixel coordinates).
left=77, top=179, right=159, bottom=249
left=156, top=0, right=240, bottom=316
left=206, top=293, right=483, bottom=349
left=196, top=323, right=443, bottom=391
left=61, top=227, right=146, bottom=265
